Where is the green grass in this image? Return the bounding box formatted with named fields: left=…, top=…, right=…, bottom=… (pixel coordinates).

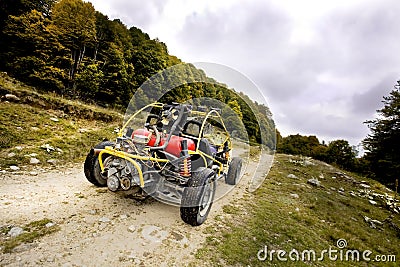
left=0, top=219, right=60, bottom=253
left=0, top=102, right=119, bottom=168
left=0, top=73, right=122, bottom=168
left=196, top=154, right=400, bottom=266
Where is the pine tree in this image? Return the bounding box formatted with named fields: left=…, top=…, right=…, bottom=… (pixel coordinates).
left=363, top=81, right=400, bottom=186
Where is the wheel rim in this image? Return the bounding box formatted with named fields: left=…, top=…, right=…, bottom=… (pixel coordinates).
left=199, top=181, right=214, bottom=217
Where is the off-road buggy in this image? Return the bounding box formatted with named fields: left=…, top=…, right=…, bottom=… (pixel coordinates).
left=84, top=102, right=243, bottom=226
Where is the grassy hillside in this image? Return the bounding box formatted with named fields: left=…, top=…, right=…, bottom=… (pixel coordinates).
left=0, top=73, right=122, bottom=170
left=195, top=154, right=399, bottom=266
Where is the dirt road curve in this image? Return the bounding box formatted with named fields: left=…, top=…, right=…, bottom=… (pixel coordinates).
left=0, top=146, right=273, bottom=267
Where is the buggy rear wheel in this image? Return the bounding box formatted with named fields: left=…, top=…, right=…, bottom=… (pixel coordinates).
left=180, top=167, right=216, bottom=226
left=225, top=157, right=243, bottom=185
left=84, top=141, right=115, bottom=187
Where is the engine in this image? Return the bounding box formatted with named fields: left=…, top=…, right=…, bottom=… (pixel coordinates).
left=104, top=157, right=141, bottom=192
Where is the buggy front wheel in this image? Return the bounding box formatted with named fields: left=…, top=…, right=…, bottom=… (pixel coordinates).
left=180, top=167, right=216, bottom=226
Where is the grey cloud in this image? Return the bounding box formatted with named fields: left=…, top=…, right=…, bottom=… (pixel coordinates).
left=177, top=2, right=292, bottom=61
left=313, top=0, right=400, bottom=76
left=351, top=74, right=397, bottom=116
left=103, top=0, right=166, bottom=29
left=279, top=103, right=370, bottom=144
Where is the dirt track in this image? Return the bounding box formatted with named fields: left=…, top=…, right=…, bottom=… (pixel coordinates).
left=0, top=145, right=273, bottom=266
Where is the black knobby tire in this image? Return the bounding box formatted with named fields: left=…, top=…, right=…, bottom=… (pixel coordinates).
left=225, top=157, right=243, bottom=185
left=180, top=167, right=216, bottom=226
left=84, top=141, right=115, bottom=187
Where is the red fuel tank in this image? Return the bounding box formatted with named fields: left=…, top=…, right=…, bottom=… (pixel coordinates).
left=133, top=129, right=195, bottom=157
left=161, top=135, right=196, bottom=157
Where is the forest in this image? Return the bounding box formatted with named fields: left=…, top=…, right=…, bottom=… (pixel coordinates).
left=0, top=0, right=276, bottom=149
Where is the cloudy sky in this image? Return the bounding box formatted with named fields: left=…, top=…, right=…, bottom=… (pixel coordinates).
left=88, top=0, right=400, bottom=147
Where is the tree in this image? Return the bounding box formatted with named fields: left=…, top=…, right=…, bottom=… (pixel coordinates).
left=326, top=139, right=356, bottom=170
left=363, top=81, right=400, bottom=186
left=75, top=63, right=103, bottom=99
left=52, top=0, right=96, bottom=84
left=227, top=99, right=243, bottom=120
left=0, top=0, right=56, bottom=69
left=277, top=134, right=322, bottom=156
left=130, top=37, right=168, bottom=87
left=3, top=9, right=69, bottom=91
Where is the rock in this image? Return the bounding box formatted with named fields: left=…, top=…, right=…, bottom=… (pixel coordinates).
left=307, top=178, right=321, bottom=187
left=9, top=165, right=20, bottom=171
left=5, top=94, right=20, bottom=102
left=29, top=153, right=38, bottom=157
left=128, top=225, right=136, bottom=233
left=31, top=126, right=39, bottom=131
left=120, top=214, right=128, bottom=219
left=331, top=176, right=337, bottom=179
left=8, top=227, right=24, bottom=237
left=339, top=187, right=344, bottom=192
left=360, top=184, right=371, bottom=189
left=47, top=159, right=57, bottom=165
left=369, top=200, right=377, bottom=205
left=303, top=159, right=314, bottom=166
left=30, top=158, right=40, bottom=164
left=295, top=207, right=300, bottom=212
left=7, top=152, right=16, bottom=158
left=99, top=217, right=111, bottom=223
left=364, top=216, right=383, bottom=229
left=287, top=174, right=298, bottom=179
left=40, top=144, right=55, bottom=152
left=319, top=174, right=324, bottom=179
left=290, top=193, right=299, bottom=199
left=29, top=171, right=38, bottom=176
left=45, top=222, right=55, bottom=228
left=15, top=146, right=23, bottom=150
left=50, top=117, right=59, bottom=122
left=78, top=128, right=89, bottom=133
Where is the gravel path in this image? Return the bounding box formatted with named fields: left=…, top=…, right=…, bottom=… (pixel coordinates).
left=0, top=144, right=273, bottom=266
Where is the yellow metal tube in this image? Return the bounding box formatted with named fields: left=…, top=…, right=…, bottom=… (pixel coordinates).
left=98, top=148, right=145, bottom=187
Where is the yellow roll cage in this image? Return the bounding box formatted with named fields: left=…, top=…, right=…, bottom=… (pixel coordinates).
left=98, top=102, right=232, bottom=188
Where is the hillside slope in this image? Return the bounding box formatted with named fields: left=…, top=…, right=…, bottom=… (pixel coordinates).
left=194, top=154, right=399, bottom=266
left=0, top=73, right=122, bottom=170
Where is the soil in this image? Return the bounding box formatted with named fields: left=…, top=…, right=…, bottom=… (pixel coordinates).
left=0, top=144, right=273, bottom=266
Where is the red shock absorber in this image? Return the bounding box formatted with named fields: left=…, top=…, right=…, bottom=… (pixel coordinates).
left=180, top=139, right=191, bottom=177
